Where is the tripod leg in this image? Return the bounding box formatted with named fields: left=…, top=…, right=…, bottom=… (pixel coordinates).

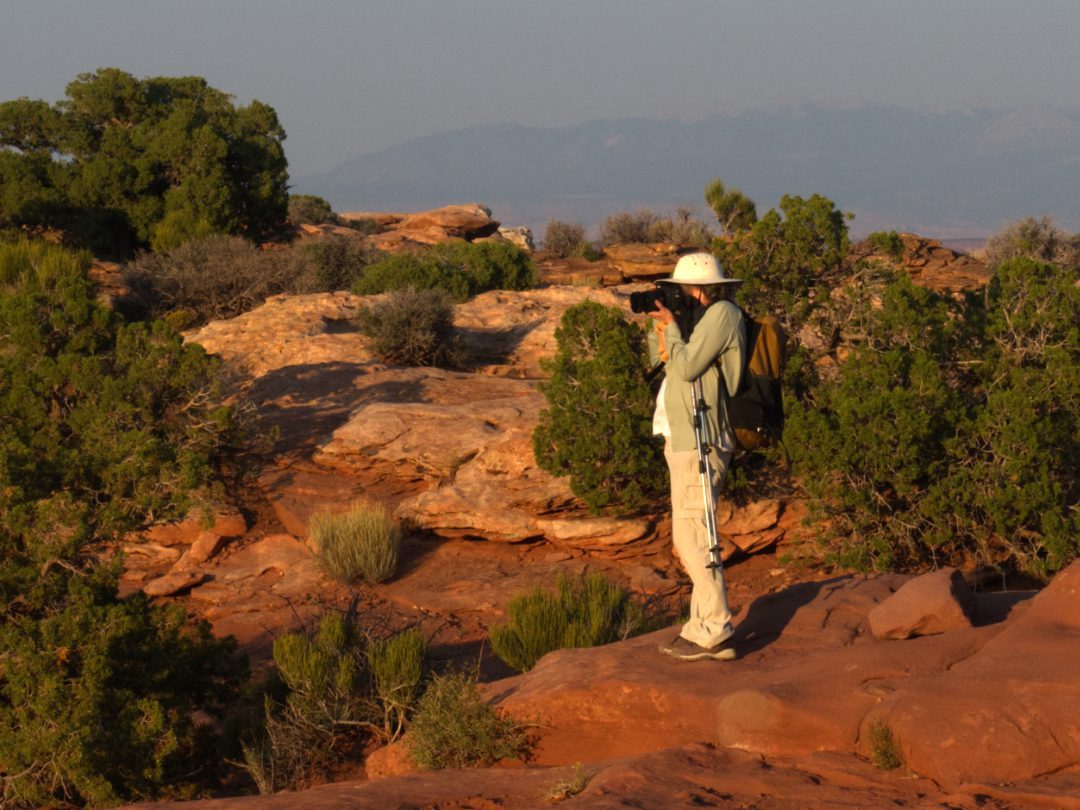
left=690, top=380, right=724, bottom=568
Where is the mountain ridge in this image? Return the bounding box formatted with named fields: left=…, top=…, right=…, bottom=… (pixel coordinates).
left=294, top=104, right=1080, bottom=238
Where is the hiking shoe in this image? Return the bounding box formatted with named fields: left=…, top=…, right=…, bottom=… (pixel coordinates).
left=658, top=635, right=737, bottom=662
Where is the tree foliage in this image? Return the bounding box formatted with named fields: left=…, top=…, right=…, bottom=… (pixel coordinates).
left=532, top=301, right=666, bottom=515
left=785, top=261, right=1079, bottom=578
left=704, top=177, right=757, bottom=236
left=0, top=68, right=288, bottom=254
left=0, top=239, right=248, bottom=807
left=719, top=193, right=849, bottom=331
left=354, top=240, right=536, bottom=299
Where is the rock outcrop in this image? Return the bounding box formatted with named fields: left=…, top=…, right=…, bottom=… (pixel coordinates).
left=339, top=203, right=501, bottom=252
left=853, top=232, right=991, bottom=292
left=868, top=566, right=977, bottom=639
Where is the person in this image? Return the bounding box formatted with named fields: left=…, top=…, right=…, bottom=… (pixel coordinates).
left=646, top=252, right=746, bottom=662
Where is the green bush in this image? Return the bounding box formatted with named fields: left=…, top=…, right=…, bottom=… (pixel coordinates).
left=354, top=240, right=536, bottom=299
left=291, top=235, right=382, bottom=294
left=408, top=671, right=532, bottom=770
left=287, top=194, right=339, bottom=226
left=866, top=230, right=905, bottom=260
left=309, top=501, right=401, bottom=584
left=0, top=239, right=248, bottom=807
left=367, top=628, right=427, bottom=741
left=0, top=577, right=247, bottom=808
left=0, top=239, right=241, bottom=550
left=243, top=612, right=368, bottom=793
left=785, top=261, right=1079, bottom=577
left=719, top=193, right=850, bottom=332
left=532, top=301, right=666, bottom=515
left=704, top=177, right=757, bottom=236
left=490, top=573, right=652, bottom=672
left=242, top=618, right=428, bottom=793
left=543, top=220, right=589, bottom=258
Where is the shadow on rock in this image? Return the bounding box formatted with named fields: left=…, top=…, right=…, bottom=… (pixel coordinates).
left=733, top=576, right=852, bottom=654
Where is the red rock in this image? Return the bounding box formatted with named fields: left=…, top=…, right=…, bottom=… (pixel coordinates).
left=140, top=508, right=247, bottom=547
left=142, top=570, right=207, bottom=597
left=187, top=530, right=227, bottom=564
left=868, top=567, right=976, bottom=640
left=364, top=739, right=416, bottom=780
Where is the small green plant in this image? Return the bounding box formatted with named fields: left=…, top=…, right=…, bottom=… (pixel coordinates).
left=866, top=230, right=905, bottom=260
left=532, top=301, right=666, bottom=514
left=367, top=628, right=427, bottom=741
left=309, top=501, right=401, bottom=584
left=356, top=287, right=465, bottom=367
left=408, top=670, right=532, bottom=770
left=489, top=573, right=652, bottom=672
left=867, top=718, right=903, bottom=770
left=544, top=762, right=591, bottom=801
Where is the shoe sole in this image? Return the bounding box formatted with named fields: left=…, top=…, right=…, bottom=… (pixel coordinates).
left=672, top=648, right=737, bottom=662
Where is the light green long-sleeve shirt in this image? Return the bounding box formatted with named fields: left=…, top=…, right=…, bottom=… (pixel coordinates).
left=648, top=300, right=746, bottom=453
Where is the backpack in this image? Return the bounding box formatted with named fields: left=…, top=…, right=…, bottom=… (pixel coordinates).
left=724, top=310, right=786, bottom=453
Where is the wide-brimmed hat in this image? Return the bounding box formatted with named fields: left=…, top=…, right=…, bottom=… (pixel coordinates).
left=659, top=252, right=742, bottom=286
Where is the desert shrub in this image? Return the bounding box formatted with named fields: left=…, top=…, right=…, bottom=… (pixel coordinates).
left=355, top=287, right=464, bottom=368
left=786, top=261, right=1079, bottom=577
left=0, top=239, right=242, bottom=550
left=242, top=618, right=428, bottom=793
left=367, top=628, right=427, bottom=741
left=646, top=207, right=713, bottom=247
left=355, top=240, right=536, bottom=299
left=0, top=240, right=247, bottom=807
left=242, top=612, right=369, bottom=793
left=287, top=194, right=339, bottom=226
left=0, top=577, right=247, bottom=808
left=984, top=214, right=1080, bottom=272
left=543, top=219, right=589, bottom=258
left=866, top=230, right=905, bottom=260
left=600, top=209, right=659, bottom=246
left=489, top=572, right=652, bottom=673
left=533, top=301, right=666, bottom=515
left=867, top=719, right=903, bottom=770
left=719, top=193, right=850, bottom=333
left=290, top=235, right=382, bottom=293
left=123, top=234, right=296, bottom=325
left=408, top=671, right=532, bottom=770
left=309, top=500, right=402, bottom=584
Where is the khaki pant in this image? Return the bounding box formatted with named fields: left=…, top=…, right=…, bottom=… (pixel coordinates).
left=665, top=441, right=734, bottom=648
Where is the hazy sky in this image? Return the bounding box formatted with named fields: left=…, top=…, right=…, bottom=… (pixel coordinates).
left=2, top=1, right=1079, bottom=176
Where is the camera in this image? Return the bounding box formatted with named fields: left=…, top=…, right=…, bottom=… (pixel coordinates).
left=629, top=283, right=687, bottom=315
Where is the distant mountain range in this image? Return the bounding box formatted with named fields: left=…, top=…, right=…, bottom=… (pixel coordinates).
left=294, top=104, right=1080, bottom=240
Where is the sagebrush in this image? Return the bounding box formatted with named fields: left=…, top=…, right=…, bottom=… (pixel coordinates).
left=309, top=501, right=402, bottom=584
left=490, top=572, right=653, bottom=672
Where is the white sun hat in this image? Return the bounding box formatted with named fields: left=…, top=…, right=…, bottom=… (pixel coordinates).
left=659, top=252, right=742, bottom=286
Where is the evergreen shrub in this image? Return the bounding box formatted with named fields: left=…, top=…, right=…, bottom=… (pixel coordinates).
left=0, top=239, right=248, bottom=807
left=355, top=287, right=464, bottom=368
left=354, top=240, right=536, bottom=299
left=785, top=262, right=1079, bottom=577
left=532, top=301, right=666, bottom=514
left=489, top=572, right=652, bottom=672
left=309, top=500, right=402, bottom=584
left=408, top=671, right=531, bottom=770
